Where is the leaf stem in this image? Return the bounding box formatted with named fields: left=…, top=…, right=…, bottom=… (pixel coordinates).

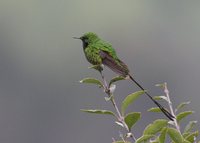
left=163, top=82, right=180, bottom=132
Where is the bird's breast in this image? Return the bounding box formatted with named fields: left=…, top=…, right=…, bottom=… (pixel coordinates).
left=84, top=48, right=102, bottom=65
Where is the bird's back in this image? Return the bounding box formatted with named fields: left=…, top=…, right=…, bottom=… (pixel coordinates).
left=95, top=40, right=130, bottom=76
left=95, top=40, right=118, bottom=59
left=84, top=39, right=115, bottom=64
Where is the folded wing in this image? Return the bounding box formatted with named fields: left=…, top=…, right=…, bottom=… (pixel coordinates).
left=99, top=50, right=129, bottom=77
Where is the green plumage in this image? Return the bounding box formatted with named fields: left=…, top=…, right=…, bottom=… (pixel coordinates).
left=84, top=37, right=114, bottom=64
left=79, top=32, right=129, bottom=76
left=74, top=32, right=174, bottom=121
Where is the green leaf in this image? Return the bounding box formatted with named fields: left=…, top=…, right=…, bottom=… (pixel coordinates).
left=112, top=141, right=130, bottom=143
left=81, top=109, right=116, bottom=117
left=159, top=127, right=167, bottom=143
left=184, top=121, right=198, bottom=133
left=124, top=112, right=141, bottom=131
left=183, top=140, right=191, bottom=143
left=153, top=96, right=163, bottom=100
left=183, top=132, right=190, bottom=138
left=155, top=83, right=165, bottom=88
left=167, top=128, right=183, bottom=143
left=153, top=96, right=168, bottom=102
left=176, top=111, right=193, bottom=122
left=175, top=101, right=191, bottom=112
left=148, top=107, right=170, bottom=113
left=109, top=76, right=125, bottom=87
left=151, top=141, right=159, bottom=143
left=184, top=131, right=199, bottom=142
left=143, top=119, right=168, bottom=135
left=121, top=91, right=145, bottom=115
left=80, top=78, right=103, bottom=87
left=135, top=135, right=155, bottom=143
left=148, top=107, right=161, bottom=112
left=88, top=65, right=103, bottom=72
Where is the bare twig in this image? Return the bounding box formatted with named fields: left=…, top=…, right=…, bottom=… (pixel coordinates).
left=163, top=82, right=180, bottom=132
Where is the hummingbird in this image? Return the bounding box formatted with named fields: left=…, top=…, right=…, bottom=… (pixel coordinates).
left=74, top=32, right=174, bottom=120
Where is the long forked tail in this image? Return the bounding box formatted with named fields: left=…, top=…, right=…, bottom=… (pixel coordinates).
left=129, top=75, right=174, bottom=121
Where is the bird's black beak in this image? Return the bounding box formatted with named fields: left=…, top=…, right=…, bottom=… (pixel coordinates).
left=73, top=37, right=81, bottom=40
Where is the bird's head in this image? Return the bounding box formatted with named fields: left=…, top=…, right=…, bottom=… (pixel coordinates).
left=73, top=32, right=99, bottom=48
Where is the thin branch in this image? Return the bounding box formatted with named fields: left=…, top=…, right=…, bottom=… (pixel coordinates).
left=100, top=72, right=108, bottom=89
left=100, top=72, right=136, bottom=142
left=163, top=82, right=180, bottom=132
left=100, top=72, right=122, bottom=120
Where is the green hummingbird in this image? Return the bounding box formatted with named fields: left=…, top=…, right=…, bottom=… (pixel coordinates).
left=74, top=32, right=174, bottom=120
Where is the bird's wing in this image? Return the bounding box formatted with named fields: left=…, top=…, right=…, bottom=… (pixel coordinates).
left=99, top=50, right=129, bottom=76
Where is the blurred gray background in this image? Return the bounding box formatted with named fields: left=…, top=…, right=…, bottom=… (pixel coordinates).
left=0, top=1, right=200, bottom=143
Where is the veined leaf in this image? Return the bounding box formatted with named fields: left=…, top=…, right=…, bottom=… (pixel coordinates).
left=81, top=109, right=116, bottom=117
left=109, top=76, right=125, bottom=87
left=121, top=91, right=145, bottom=115
left=167, top=128, right=183, bottom=143
left=124, top=112, right=141, bottom=131
left=159, top=127, right=167, bottom=143
left=175, top=101, right=191, bottom=112
left=80, top=78, right=103, bottom=87
left=143, top=119, right=168, bottom=135
left=184, top=121, right=198, bottom=133
left=135, top=135, right=155, bottom=143
left=176, top=111, right=193, bottom=122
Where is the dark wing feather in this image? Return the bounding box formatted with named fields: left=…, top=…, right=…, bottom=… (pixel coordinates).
left=99, top=50, right=129, bottom=76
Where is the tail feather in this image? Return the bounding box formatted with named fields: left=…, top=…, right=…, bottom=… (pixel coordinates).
left=129, top=75, right=174, bottom=121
